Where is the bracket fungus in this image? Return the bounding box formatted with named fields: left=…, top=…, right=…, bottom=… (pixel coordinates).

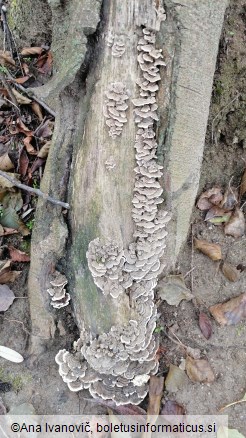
left=104, top=82, right=129, bottom=138
left=47, top=271, right=70, bottom=309
left=56, top=22, right=170, bottom=405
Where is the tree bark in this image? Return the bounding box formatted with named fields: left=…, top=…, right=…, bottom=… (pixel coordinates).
left=23, top=0, right=228, bottom=402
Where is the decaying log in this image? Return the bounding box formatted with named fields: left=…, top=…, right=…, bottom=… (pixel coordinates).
left=26, top=0, right=228, bottom=404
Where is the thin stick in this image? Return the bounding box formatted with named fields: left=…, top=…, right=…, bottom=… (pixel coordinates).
left=219, top=398, right=246, bottom=413
left=0, top=170, right=70, bottom=209
left=0, top=70, right=20, bottom=112
left=6, top=72, right=56, bottom=117
left=191, top=224, right=194, bottom=294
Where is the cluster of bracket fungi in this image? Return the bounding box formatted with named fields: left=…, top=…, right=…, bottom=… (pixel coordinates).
left=103, top=82, right=129, bottom=139
left=56, top=24, right=170, bottom=405
left=107, top=31, right=126, bottom=58
left=47, top=271, right=70, bottom=309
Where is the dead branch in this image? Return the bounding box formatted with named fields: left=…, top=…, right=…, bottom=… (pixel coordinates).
left=0, top=170, right=70, bottom=209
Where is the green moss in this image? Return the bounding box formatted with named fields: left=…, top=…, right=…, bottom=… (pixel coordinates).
left=0, top=366, right=32, bottom=393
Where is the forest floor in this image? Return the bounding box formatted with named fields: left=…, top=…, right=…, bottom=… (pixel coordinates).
left=0, top=0, right=245, bottom=435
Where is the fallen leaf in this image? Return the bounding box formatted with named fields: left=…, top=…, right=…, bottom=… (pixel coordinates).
left=23, top=135, right=37, bottom=155
left=0, top=153, right=14, bottom=171
left=37, top=140, right=51, bottom=158
left=0, top=346, right=24, bottom=363
left=35, top=51, right=53, bottom=75
left=157, top=275, right=193, bottom=306
left=0, top=227, right=18, bottom=236
left=0, top=396, right=6, bottom=414
left=197, top=187, right=223, bottom=211
left=199, top=312, right=212, bottom=340
left=165, top=364, right=187, bottom=393
left=185, top=346, right=201, bottom=359
left=209, top=292, right=246, bottom=326
left=11, top=88, right=32, bottom=105
left=224, top=208, right=245, bottom=238
left=0, top=284, right=15, bottom=311
left=194, top=238, right=222, bottom=261
left=185, top=355, right=215, bottom=383
left=31, top=102, right=43, bottom=121
left=0, top=260, right=21, bottom=283
left=205, top=206, right=231, bottom=224
left=18, top=147, right=29, bottom=177
left=240, top=168, right=246, bottom=198
left=35, top=120, right=54, bottom=138
left=220, top=186, right=239, bottom=211
left=0, top=50, right=15, bottom=66
left=221, top=262, right=241, bottom=282
left=13, top=75, right=31, bottom=85
left=161, top=400, right=185, bottom=415
left=21, top=47, right=44, bottom=56
left=9, top=246, right=30, bottom=262
left=0, top=172, right=19, bottom=188
left=147, top=376, right=164, bottom=416
left=217, top=426, right=245, bottom=438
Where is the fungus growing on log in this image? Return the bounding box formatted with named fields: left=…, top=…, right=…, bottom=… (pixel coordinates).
left=47, top=271, right=70, bottom=309
left=56, top=21, right=170, bottom=405
left=104, top=82, right=129, bottom=138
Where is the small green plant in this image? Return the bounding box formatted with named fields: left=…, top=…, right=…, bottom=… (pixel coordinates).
left=154, top=325, right=165, bottom=334
left=0, top=206, right=4, bottom=217
left=236, top=323, right=245, bottom=336
left=26, top=219, right=35, bottom=231
left=0, top=65, right=8, bottom=74
left=32, top=178, right=39, bottom=189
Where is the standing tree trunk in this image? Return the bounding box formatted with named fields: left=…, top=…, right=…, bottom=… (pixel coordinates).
left=26, top=0, right=228, bottom=404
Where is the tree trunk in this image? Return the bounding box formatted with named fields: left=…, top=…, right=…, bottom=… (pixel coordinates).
left=25, top=0, right=227, bottom=404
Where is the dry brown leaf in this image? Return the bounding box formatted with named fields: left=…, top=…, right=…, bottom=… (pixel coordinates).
left=23, top=136, right=37, bottom=155
left=147, top=376, right=164, bottom=416
left=0, top=260, right=21, bottom=284
left=209, top=292, right=246, bottom=326
left=21, top=47, right=43, bottom=56
left=185, top=355, right=215, bottom=383
left=35, top=51, right=53, bottom=75
left=199, top=312, right=212, bottom=340
left=18, top=147, right=29, bottom=177
left=0, top=172, right=19, bottom=188
left=0, top=227, right=18, bottom=236
left=221, top=262, right=241, bottom=282
left=37, top=140, right=51, bottom=158
left=161, top=400, right=185, bottom=416
left=31, top=102, right=43, bottom=121
left=157, top=275, right=193, bottom=306
left=0, top=50, right=15, bottom=66
left=35, top=120, right=54, bottom=138
left=11, top=88, right=32, bottom=105
left=165, top=364, right=187, bottom=393
left=220, top=186, right=239, bottom=211
left=197, top=187, right=223, bottom=211
left=0, top=152, right=14, bottom=171
left=194, top=238, right=222, bottom=261
left=13, top=75, right=31, bottom=85
left=9, top=246, right=30, bottom=262
left=224, top=208, right=245, bottom=238
left=240, top=168, right=246, bottom=198
left=0, top=284, right=15, bottom=311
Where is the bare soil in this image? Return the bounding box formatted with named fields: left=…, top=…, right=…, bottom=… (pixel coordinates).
left=0, top=0, right=245, bottom=433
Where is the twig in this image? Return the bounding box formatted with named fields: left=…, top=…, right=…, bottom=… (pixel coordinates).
left=219, top=397, right=246, bottom=413
left=6, top=72, right=56, bottom=117
left=190, top=224, right=194, bottom=294
left=183, top=266, right=196, bottom=280
left=0, top=69, right=20, bottom=112
left=0, top=170, right=70, bottom=209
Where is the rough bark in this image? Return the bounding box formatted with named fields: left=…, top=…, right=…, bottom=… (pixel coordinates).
left=16, top=0, right=228, bottom=400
